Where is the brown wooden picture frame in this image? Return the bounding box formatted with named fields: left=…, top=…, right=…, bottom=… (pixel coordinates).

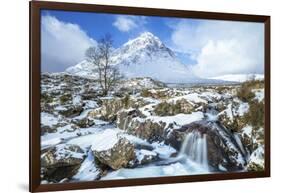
left=30, top=1, right=270, bottom=192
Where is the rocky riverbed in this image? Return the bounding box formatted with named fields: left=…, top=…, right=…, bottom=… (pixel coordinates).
left=40, top=73, right=265, bottom=184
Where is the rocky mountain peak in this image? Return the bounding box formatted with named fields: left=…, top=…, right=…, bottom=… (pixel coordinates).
left=66, top=31, right=195, bottom=83
left=112, top=32, right=176, bottom=64
left=125, top=32, right=162, bottom=47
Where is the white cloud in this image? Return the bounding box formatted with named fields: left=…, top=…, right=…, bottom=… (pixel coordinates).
left=170, top=20, right=264, bottom=78
left=113, top=16, right=147, bottom=32
left=113, top=16, right=137, bottom=32
left=41, top=15, right=96, bottom=72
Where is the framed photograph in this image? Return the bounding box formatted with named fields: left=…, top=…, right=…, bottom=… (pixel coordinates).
left=30, top=1, right=270, bottom=192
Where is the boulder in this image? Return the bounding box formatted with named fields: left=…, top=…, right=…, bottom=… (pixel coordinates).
left=90, top=98, right=125, bottom=121
left=117, top=109, right=166, bottom=142
left=89, top=97, right=148, bottom=122
left=41, top=103, right=55, bottom=114
left=91, top=130, right=135, bottom=170
left=41, top=125, right=57, bottom=135
left=218, top=104, right=246, bottom=132
left=57, top=105, right=84, bottom=118
left=72, top=117, right=95, bottom=128
left=140, top=88, right=181, bottom=99
left=41, top=144, right=86, bottom=182
left=154, top=99, right=194, bottom=116
left=40, top=112, right=69, bottom=135
left=134, top=149, right=158, bottom=165
left=59, top=93, right=72, bottom=105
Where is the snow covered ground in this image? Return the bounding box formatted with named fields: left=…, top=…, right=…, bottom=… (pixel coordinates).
left=210, top=74, right=264, bottom=83
left=40, top=73, right=265, bottom=183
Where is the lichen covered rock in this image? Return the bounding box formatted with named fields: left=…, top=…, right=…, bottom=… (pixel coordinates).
left=154, top=99, right=194, bottom=116
left=91, top=130, right=135, bottom=170
left=117, top=108, right=166, bottom=142
left=89, top=97, right=148, bottom=122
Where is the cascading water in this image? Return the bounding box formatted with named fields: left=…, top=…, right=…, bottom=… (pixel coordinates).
left=179, top=131, right=209, bottom=170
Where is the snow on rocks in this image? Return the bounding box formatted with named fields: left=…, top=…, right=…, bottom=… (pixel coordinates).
left=242, top=125, right=253, bottom=138
left=40, top=72, right=266, bottom=181
left=253, top=89, right=264, bottom=102
left=72, top=150, right=102, bottom=181
left=236, top=102, right=249, bottom=116
left=247, top=145, right=264, bottom=171
left=41, top=112, right=68, bottom=135
left=135, top=149, right=158, bottom=165
left=41, top=144, right=86, bottom=168
left=165, top=121, right=247, bottom=171
left=41, top=112, right=60, bottom=127
left=150, top=112, right=204, bottom=129
left=151, top=141, right=177, bottom=159
left=57, top=104, right=84, bottom=118
left=168, top=93, right=208, bottom=106
left=41, top=144, right=86, bottom=182
left=117, top=107, right=204, bottom=142
left=91, top=129, right=120, bottom=152
left=218, top=101, right=249, bottom=132
left=91, top=129, right=135, bottom=170
left=118, top=77, right=166, bottom=91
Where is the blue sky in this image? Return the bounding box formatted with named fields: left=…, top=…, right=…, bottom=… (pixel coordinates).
left=41, top=9, right=264, bottom=78
left=42, top=10, right=184, bottom=48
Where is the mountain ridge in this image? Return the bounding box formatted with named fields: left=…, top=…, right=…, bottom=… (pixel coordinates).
left=66, top=32, right=196, bottom=83
left=65, top=32, right=264, bottom=84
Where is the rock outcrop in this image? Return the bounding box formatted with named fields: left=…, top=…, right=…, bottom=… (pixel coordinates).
left=166, top=121, right=247, bottom=171
left=72, top=117, right=95, bottom=128
left=41, top=144, right=86, bottom=182
left=89, top=97, right=148, bottom=122
left=117, top=109, right=167, bottom=142
left=154, top=99, right=194, bottom=116
left=91, top=130, right=135, bottom=170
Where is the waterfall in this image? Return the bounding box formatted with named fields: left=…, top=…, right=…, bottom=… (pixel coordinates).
left=123, top=116, right=129, bottom=131
left=179, top=131, right=209, bottom=170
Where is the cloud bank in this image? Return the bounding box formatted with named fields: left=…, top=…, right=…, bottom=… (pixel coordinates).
left=41, top=15, right=96, bottom=72
left=170, top=20, right=264, bottom=78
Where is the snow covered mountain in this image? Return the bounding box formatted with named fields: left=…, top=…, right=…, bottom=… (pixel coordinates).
left=210, top=74, right=264, bottom=83
left=66, top=32, right=197, bottom=83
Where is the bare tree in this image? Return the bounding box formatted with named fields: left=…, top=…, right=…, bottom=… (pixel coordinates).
left=85, top=34, right=122, bottom=96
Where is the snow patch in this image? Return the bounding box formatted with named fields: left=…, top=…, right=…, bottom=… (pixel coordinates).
left=253, top=89, right=264, bottom=102
left=91, top=129, right=120, bottom=151
left=41, top=112, right=59, bottom=126
left=248, top=145, right=264, bottom=166
left=147, top=112, right=204, bottom=129
left=72, top=150, right=100, bottom=181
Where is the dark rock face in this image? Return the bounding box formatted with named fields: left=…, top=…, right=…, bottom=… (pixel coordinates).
left=41, top=144, right=86, bottom=182
left=165, top=121, right=247, bottom=171
left=41, top=125, right=57, bottom=135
